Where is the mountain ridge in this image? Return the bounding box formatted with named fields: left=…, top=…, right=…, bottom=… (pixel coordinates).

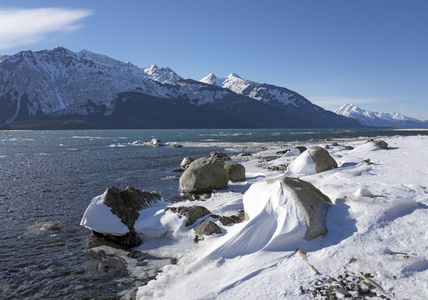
left=0, top=47, right=360, bottom=129
left=335, top=103, right=427, bottom=127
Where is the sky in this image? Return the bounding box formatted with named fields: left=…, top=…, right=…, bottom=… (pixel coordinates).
left=0, top=0, right=427, bottom=120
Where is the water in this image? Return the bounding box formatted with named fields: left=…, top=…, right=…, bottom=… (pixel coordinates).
left=1, top=128, right=427, bottom=299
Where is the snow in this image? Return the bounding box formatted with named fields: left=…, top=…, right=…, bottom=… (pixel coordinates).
left=127, top=135, right=428, bottom=300
left=80, top=192, right=129, bottom=236
left=284, top=150, right=317, bottom=176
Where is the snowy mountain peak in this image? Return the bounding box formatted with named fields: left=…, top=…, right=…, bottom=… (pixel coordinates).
left=335, top=103, right=423, bottom=127
left=227, top=72, right=242, bottom=79
left=200, top=73, right=223, bottom=86
left=143, top=64, right=182, bottom=84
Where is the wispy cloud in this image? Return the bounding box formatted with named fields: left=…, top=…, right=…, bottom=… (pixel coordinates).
left=308, top=97, right=391, bottom=107
left=0, top=7, right=92, bottom=50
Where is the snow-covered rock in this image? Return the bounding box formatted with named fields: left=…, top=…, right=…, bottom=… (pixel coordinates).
left=285, top=146, right=337, bottom=176
left=210, top=176, right=331, bottom=258
left=80, top=186, right=164, bottom=247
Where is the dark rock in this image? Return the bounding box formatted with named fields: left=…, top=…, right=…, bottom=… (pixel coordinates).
left=211, top=210, right=246, bottom=226
left=98, top=186, right=162, bottom=247
left=344, top=146, right=354, bottom=150
left=325, top=144, right=330, bottom=149
left=165, top=206, right=211, bottom=226
left=238, top=152, right=252, bottom=157
left=179, top=157, right=229, bottom=194
left=224, top=161, right=246, bottom=182
left=276, top=149, right=291, bottom=155
left=171, top=168, right=185, bottom=173
left=35, top=221, right=61, bottom=231
left=180, top=157, right=194, bottom=169
left=332, top=142, right=339, bottom=146
left=210, top=151, right=228, bottom=158
left=296, top=146, right=307, bottom=153
left=193, top=220, right=222, bottom=242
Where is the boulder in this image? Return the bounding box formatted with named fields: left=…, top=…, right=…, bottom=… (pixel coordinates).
left=308, top=146, right=338, bottom=173
left=372, top=140, right=388, bottom=149
left=179, top=157, right=229, bottom=194
left=285, top=147, right=337, bottom=176
left=180, top=157, right=194, bottom=169
left=194, top=220, right=222, bottom=242
left=210, top=177, right=332, bottom=257
left=210, top=151, right=228, bottom=158
left=224, top=161, right=246, bottom=182
left=150, top=138, right=163, bottom=147
left=165, top=206, right=211, bottom=226
left=80, top=186, right=163, bottom=247
left=170, top=143, right=182, bottom=148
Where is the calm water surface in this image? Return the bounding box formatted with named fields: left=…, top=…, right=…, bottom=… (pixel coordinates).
left=1, top=128, right=427, bottom=299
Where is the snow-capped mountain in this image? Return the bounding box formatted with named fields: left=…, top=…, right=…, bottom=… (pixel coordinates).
left=200, top=73, right=305, bottom=107
left=335, top=104, right=426, bottom=127
left=0, top=47, right=360, bottom=129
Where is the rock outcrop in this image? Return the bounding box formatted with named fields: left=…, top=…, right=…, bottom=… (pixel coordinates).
left=308, top=146, right=338, bottom=173
left=179, top=157, right=229, bottom=194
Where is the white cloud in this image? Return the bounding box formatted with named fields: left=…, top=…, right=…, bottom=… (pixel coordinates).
left=0, top=7, right=92, bottom=50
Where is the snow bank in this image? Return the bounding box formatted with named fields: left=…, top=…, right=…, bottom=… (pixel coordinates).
left=284, top=150, right=317, bottom=176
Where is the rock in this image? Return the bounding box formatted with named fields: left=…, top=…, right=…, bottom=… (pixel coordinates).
left=224, top=161, right=246, bottom=182
left=170, top=143, right=182, bottom=148
left=325, top=144, right=330, bottom=149
left=308, top=146, right=338, bottom=173
left=150, top=138, right=163, bottom=147
left=34, top=221, right=61, bottom=231
left=372, top=140, right=388, bottom=149
left=276, top=149, right=291, bottom=155
left=179, top=157, right=229, bottom=194
left=211, top=210, right=246, bottom=226
left=180, top=157, right=194, bottom=169
left=296, top=146, right=307, bottom=153
left=165, top=206, right=211, bottom=226
left=332, top=142, right=339, bottom=146
left=80, top=186, right=163, bottom=247
left=193, top=220, right=222, bottom=242
left=238, top=152, right=252, bottom=157
left=344, top=145, right=354, bottom=150
left=247, top=177, right=332, bottom=241
left=171, top=168, right=185, bottom=173
left=210, top=151, right=228, bottom=158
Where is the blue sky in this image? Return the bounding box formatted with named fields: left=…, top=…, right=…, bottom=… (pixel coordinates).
left=1, top=0, right=427, bottom=120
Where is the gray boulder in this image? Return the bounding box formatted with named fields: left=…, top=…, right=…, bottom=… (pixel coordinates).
left=180, top=157, right=194, bottom=169
left=179, top=157, right=229, bottom=194
left=224, top=161, right=246, bottom=182
left=194, top=220, right=222, bottom=242
left=269, top=177, right=332, bottom=240
left=97, top=186, right=162, bottom=247
left=296, top=146, right=307, bottom=153
left=308, top=146, right=338, bottom=173
left=165, top=206, right=211, bottom=226
left=372, top=140, right=388, bottom=149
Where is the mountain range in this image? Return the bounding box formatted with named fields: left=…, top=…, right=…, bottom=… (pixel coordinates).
left=0, top=47, right=361, bottom=129
left=335, top=104, right=428, bottom=128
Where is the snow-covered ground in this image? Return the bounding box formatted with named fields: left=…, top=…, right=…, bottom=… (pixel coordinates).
left=88, top=135, right=428, bottom=299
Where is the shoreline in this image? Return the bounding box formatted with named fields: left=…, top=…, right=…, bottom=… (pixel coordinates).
left=126, top=134, right=428, bottom=299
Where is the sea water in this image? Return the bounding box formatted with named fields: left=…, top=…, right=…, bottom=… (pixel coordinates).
left=1, top=128, right=427, bottom=299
